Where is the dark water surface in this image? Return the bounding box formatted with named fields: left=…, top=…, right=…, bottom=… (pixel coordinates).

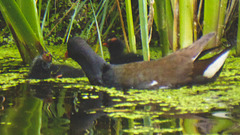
left=1, top=47, right=240, bottom=134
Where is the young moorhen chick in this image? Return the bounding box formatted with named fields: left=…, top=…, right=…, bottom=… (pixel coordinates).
left=65, top=33, right=231, bottom=89
left=103, top=37, right=143, bottom=64
left=28, top=51, right=53, bottom=79
left=29, top=51, right=85, bottom=79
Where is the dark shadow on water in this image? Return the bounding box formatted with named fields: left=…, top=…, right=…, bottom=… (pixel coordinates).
left=0, top=81, right=240, bottom=135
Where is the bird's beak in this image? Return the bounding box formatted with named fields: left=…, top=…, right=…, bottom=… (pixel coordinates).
left=110, top=37, right=117, bottom=42
left=103, top=42, right=108, bottom=47
left=64, top=51, right=69, bottom=60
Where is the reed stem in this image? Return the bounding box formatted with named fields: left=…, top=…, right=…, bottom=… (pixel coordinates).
left=179, top=0, right=193, bottom=48
left=138, top=0, right=150, bottom=61
left=125, top=0, right=136, bottom=53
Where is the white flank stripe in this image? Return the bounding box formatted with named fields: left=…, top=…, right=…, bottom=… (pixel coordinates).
left=203, top=51, right=230, bottom=78
left=150, top=80, right=158, bottom=86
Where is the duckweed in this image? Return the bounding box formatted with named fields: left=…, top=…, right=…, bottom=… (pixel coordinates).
left=1, top=44, right=240, bottom=127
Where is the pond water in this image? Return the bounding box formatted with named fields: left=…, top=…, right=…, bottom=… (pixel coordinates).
left=1, top=45, right=240, bottom=135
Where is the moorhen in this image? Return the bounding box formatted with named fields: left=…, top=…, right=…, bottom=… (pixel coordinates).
left=103, top=37, right=144, bottom=64
left=65, top=33, right=231, bottom=89
left=29, top=51, right=85, bottom=79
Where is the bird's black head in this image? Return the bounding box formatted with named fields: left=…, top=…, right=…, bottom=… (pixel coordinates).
left=103, top=37, right=125, bottom=56
left=29, top=51, right=52, bottom=79
left=66, top=37, right=93, bottom=61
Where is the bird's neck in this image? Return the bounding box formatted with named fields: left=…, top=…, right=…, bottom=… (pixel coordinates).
left=109, top=49, right=125, bottom=58
left=74, top=53, right=106, bottom=85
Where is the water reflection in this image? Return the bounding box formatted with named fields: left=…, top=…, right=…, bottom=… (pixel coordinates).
left=179, top=113, right=236, bottom=134
left=0, top=81, right=240, bottom=135
left=0, top=95, right=5, bottom=110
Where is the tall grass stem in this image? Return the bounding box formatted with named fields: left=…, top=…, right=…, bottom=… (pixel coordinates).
left=139, top=0, right=150, bottom=61
left=125, top=0, right=136, bottom=53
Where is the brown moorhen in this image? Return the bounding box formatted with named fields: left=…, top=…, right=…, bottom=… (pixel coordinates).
left=65, top=33, right=231, bottom=89
left=103, top=37, right=144, bottom=64
left=29, top=51, right=85, bottom=79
